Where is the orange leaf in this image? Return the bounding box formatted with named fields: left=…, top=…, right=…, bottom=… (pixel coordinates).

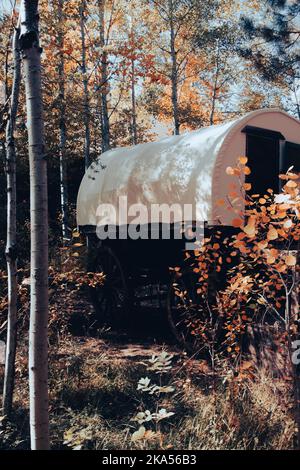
left=238, top=156, right=248, bottom=165
left=286, top=172, right=299, bottom=180
left=232, top=218, right=243, bottom=228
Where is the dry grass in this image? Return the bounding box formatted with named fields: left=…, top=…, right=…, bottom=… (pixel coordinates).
left=0, top=334, right=295, bottom=450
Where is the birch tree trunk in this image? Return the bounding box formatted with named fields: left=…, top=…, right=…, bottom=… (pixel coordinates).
left=291, top=246, right=300, bottom=449
left=3, top=22, right=21, bottom=419
left=210, top=40, right=220, bottom=126
left=131, top=58, right=137, bottom=145
left=20, top=0, right=50, bottom=450
left=169, top=0, right=180, bottom=135
left=293, top=87, right=300, bottom=120
left=98, top=0, right=110, bottom=152
left=57, top=0, right=69, bottom=241
left=80, top=0, right=91, bottom=169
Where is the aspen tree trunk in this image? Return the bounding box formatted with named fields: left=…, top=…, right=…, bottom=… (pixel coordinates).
left=57, top=0, right=69, bottom=241
left=80, top=0, right=91, bottom=169
left=96, top=78, right=104, bottom=151
left=3, top=22, right=21, bottom=418
left=294, top=90, right=300, bottom=120
left=131, top=58, right=137, bottom=145
left=291, top=246, right=300, bottom=449
left=210, top=40, right=220, bottom=126
left=168, top=0, right=180, bottom=135
left=20, top=0, right=50, bottom=450
left=98, top=0, right=110, bottom=152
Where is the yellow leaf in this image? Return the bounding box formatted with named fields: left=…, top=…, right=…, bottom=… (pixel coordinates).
left=244, top=226, right=256, bottom=237
left=226, top=166, right=235, bottom=175
left=243, top=216, right=256, bottom=237
left=285, top=255, right=296, bottom=267
left=286, top=180, right=298, bottom=188
left=257, top=240, right=268, bottom=249
left=267, top=227, right=278, bottom=241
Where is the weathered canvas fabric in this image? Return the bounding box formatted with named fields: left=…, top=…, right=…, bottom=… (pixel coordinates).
left=77, top=109, right=300, bottom=227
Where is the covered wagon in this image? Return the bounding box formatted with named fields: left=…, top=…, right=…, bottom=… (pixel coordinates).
left=77, top=109, right=300, bottom=342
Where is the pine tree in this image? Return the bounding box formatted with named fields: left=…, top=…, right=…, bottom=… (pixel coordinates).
left=241, top=0, right=300, bottom=117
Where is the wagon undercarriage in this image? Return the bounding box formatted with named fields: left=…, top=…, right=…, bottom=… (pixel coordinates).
left=84, top=224, right=236, bottom=353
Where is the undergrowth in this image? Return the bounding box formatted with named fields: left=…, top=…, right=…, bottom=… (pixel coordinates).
left=0, top=334, right=294, bottom=450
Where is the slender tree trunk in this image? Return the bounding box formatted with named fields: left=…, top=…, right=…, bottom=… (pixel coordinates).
left=210, top=40, right=220, bottom=126
left=169, top=0, right=179, bottom=135
left=80, top=0, right=91, bottom=169
left=2, top=23, right=21, bottom=419
left=4, top=43, right=9, bottom=104
left=294, top=90, right=300, bottom=120
left=20, top=0, right=49, bottom=450
left=57, top=0, right=69, bottom=241
left=291, top=246, right=300, bottom=449
left=131, top=58, right=137, bottom=145
left=98, top=0, right=110, bottom=152
left=0, top=32, right=11, bottom=174
left=95, top=78, right=103, bottom=152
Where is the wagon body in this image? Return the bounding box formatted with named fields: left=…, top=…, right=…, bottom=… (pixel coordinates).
left=76, top=109, right=300, bottom=341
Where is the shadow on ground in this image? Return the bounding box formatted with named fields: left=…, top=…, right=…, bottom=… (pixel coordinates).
left=68, top=305, right=176, bottom=346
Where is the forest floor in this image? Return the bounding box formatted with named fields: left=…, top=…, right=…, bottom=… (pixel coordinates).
left=0, top=292, right=296, bottom=450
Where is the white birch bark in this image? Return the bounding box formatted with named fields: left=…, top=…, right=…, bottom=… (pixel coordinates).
left=57, top=0, right=69, bottom=241
left=20, top=0, right=49, bottom=450
left=80, top=0, right=91, bottom=169
left=210, top=40, right=220, bottom=126
left=3, top=21, right=21, bottom=419
left=98, top=0, right=110, bottom=152
left=168, top=0, right=180, bottom=135
left=131, top=58, right=137, bottom=145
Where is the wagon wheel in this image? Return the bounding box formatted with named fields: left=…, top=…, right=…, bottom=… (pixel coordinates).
left=89, top=246, right=129, bottom=329
left=167, top=267, right=222, bottom=355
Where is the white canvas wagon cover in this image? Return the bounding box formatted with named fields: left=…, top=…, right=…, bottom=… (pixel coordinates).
left=77, top=109, right=300, bottom=227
